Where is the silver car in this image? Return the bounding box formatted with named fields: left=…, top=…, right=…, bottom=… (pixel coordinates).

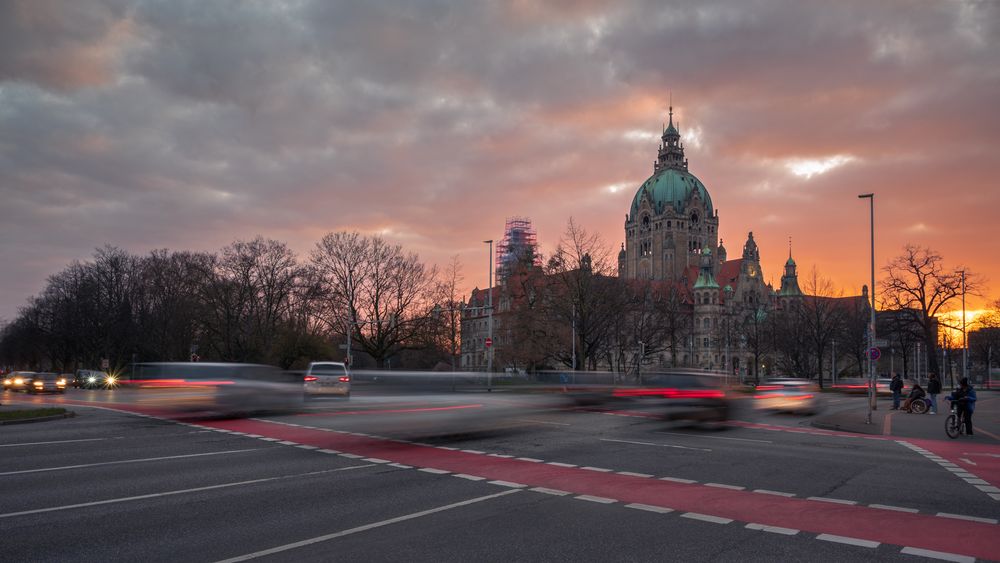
left=303, top=362, right=351, bottom=398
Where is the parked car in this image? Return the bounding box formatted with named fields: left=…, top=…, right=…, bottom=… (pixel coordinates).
left=3, top=371, right=36, bottom=392
left=75, top=369, right=117, bottom=389
left=754, top=378, right=822, bottom=414
left=303, top=361, right=351, bottom=399
left=28, top=372, right=67, bottom=394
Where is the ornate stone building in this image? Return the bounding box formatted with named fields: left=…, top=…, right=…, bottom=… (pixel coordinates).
left=618, top=107, right=798, bottom=374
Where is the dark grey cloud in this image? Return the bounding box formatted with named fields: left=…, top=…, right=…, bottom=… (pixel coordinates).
left=1, top=0, right=999, bottom=321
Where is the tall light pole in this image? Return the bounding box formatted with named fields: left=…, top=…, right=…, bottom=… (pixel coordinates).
left=484, top=239, right=493, bottom=390
left=961, top=269, right=967, bottom=384
left=859, top=193, right=875, bottom=424
left=346, top=268, right=353, bottom=370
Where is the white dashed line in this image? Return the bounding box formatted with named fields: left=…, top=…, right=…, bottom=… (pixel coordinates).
left=625, top=503, right=673, bottom=514
left=295, top=445, right=319, bottom=450
left=752, top=489, right=795, bottom=497
left=681, top=512, right=732, bottom=525
left=899, top=547, right=974, bottom=563
left=807, top=496, right=857, bottom=505
left=617, top=471, right=654, bottom=478
left=935, top=512, right=998, bottom=524
left=277, top=441, right=297, bottom=446
left=705, top=483, right=745, bottom=490
left=581, top=466, right=613, bottom=472
left=488, top=480, right=528, bottom=488
left=575, top=495, right=616, bottom=504
left=453, top=474, right=485, bottom=481
left=317, top=449, right=340, bottom=454
left=388, top=463, right=412, bottom=469
left=546, top=462, right=577, bottom=468
left=516, top=457, right=543, bottom=463
left=815, top=534, right=879, bottom=548
left=745, top=523, right=799, bottom=535
left=529, top=487, right=570, bottom=496
left=460, top=449, right=485, bottom=455
left=362, top=458, right=389, bottom=463
left=418, top=468, right=450, bottom=475
left=868, top=504, right=919, bottom=513
left=659, top=476, right=697, bottom=484
left=338, top=453, right=363, bottom=459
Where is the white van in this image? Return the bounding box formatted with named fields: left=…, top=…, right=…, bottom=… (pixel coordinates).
left=304, top=362, right=351, bottom=398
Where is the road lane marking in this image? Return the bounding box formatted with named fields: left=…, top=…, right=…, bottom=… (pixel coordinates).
left=0, top=464, right=374, bottom=520
left=659, top=476, right=697, bottom=484
left=869, top=504, right=919, bottom=513
left=681, top=512, right=732, bottom=524
left=745, top=523, right=799, bottom=535
left=807, top=496, right=857, bottom=505
left=516, top=457, right=544, bottom=463
left=453, top=474, right=485, bottom=481
left=213, top=489, right=521, bottom=562
left=599, top=438, right=711, bottom=452
left=546, top=462, right=577, bottom=468
left=705, top=483, right=745, bottom=490
left=935, top=512, right=998, bottom=524
left=581, top=466, right=613, bottom=472
left=489, top=480, right=527, bottom=488
left=418, top=468, right=450, bottom=474
left=959, top=458, right=976, bottom=466
left=899, top=547, right=974, bottom=563
left=752, top=489, right=795, bottom=497
left=617, top=471, right=653, bottom=478
left=0, top=437, right=113, bottom=448
left=530, top=487, right=570, bottom=496
left=576, top=495, right=616, bottom=504
left=0, top=448, right=264, bottom=476
left=816, top=534, right=879, bottom=548
left=655, top=431, right=772, bottom=444
left=625, top=503, right=673, bottom=514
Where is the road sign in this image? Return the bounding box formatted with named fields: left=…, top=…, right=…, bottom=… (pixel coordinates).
left=485, top=337, right=493, bottom=348
left=101, top=358, right=109, bottom=369
left=868, top=347, right=881, bottom=361
left=874, top=338, right=889, bottom=348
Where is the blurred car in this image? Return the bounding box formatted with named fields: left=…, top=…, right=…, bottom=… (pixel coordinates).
left=613, top=371, right=730, bottom=424
left=75, top=369, right=118, bottom=389
left=303, top=361, right=351, bottom=398
left=754, top=378, right=822, bottom=414
left=875, top=377, right=913, bottom=396
left=4, top=371, right=36, bottom=392
left=28, top=372, right=67, bottom=394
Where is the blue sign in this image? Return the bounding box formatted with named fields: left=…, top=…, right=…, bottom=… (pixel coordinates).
left=868, top=347, right=881, bottom=361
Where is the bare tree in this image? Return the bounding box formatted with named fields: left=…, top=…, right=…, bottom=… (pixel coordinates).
left=881, top=245, right=981, bottom=377
left=797, top=268, right=846, bottom=388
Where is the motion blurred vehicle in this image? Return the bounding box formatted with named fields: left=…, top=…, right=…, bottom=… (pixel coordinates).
left=754, top=378, right=822, bottom=414
left=303, top=361, right=351, bottom=399
left=129, top=362, right=303, bottom=416
left=4, top=371, right=36, bottom=392
left=613, top=371, right=730, bottom=424
left=28, top=372, right=67, bottom=394
left=75, top=369, right=118, bottom=389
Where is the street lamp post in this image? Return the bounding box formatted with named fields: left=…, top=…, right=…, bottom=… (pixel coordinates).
left=961, top=269, right=967, bottom=384
left=484, top=239, right=493, bottom=391
left=858, top=193, right=875, bottom=425
left=346, top=269, right=353, bottom=369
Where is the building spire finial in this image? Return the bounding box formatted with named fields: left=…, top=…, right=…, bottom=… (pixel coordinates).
left=788, top=236, right=792, bottom=259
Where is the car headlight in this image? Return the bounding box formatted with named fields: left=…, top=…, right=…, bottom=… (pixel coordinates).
left=14, top=378, right=23, bottom=385
left=106, top=376, right=117, bottom=385
left=34, top=381, right=43, bottom=386
left=87, top=376, right=96, bottom=383
left=57, top=379, right=66, bottom=385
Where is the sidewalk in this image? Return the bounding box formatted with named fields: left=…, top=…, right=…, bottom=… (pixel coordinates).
left=812, top=391, right=1000, bottom=443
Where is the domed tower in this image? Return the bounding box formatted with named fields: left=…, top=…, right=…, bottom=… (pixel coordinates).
left=622, top=106, right=719, bottom=281
left=778, top=242, right=803, bottom=297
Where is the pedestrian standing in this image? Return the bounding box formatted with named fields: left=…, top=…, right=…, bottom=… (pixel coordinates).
left=946, top=378, right=977, bottom=436
left=890, top=373, right=903, bottom=410
left=927, top=373, right=941, bottom=414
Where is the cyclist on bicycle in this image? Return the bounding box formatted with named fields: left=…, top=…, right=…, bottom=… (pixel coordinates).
left=946, top=378, right=977, bottom=436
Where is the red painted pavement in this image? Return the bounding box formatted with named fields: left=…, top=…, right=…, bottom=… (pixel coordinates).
left=199, top=417, right=1000, bottom=561
left=907, top=436, right=1000, bottom=490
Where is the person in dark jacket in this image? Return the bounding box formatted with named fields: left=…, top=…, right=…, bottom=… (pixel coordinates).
left=946, top=378, right=977, bottom=436
left=889, top=373, right=903, bottom=410
left=902, top=384, right=926, bottom=413
left=927, top=373, right=942, bottom=414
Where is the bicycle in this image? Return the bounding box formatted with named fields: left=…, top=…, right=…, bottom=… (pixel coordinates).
left=944, top=399, right=968, bottom=439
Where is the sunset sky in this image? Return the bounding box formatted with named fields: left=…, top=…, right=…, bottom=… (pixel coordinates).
left=1, top=0, right=998, bottom=322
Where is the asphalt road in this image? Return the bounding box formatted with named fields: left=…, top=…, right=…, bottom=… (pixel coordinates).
left=2, top=387, right=998, bottom=562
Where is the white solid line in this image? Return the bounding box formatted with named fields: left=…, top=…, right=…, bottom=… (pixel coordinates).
left=899, top=547, right=974, bottom=563
left=575, top=495, right=616, bottom=504
left=530, top=487, right=571, bottom=496
left=600, top=438, right=711, bottom=452
left=418, top=468, right=450, bottom=475
left=0, top=465, right=374, bottom=520
left=681, top=512, right=733, bottom=524
left=807, top=496, right=857, bottom=505
left=488, top=480, right=527, bottom=488
left=546, top=462, right=577, bottom=468
left=752, top=489, right=795, bottom=497
left=453, top=474, right=485, bottom=481
left=516, top=457, right=544, bottom=463
left=745, top=523, right=799, bottom=535
left=655, top=431, right=772, bottom=444
left=815, top=534, right=879, bottom=548
left=659, top=476, right=697, bottom=484
left=705, top=483, right=745, bottom=490
left=0, top=437, right=110, bottom=448
left=0, top=448, right=263, bottom=476
left=868, top=504, right=919, bottom=513
left=617, top=471, right=654, bottom=478
left=362, top=458, right=390, bottom=463
left=581, top=467, right=613, bottom=472
left=625, top=503, right=673, bottom=514
left=214, top=489, right=521, bottom=563
left=936, top=512, right=998, bottom=524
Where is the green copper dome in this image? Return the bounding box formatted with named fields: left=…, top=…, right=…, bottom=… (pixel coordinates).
left=630, top=168, right=714, bottom=218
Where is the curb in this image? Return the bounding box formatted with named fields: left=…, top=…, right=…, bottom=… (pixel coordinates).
left=810, top=419, right=881, bottom=435
left=0, top=411, right=76, bottom=425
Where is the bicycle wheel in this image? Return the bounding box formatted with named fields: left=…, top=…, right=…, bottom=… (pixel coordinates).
left=945, top=414, right=961, bottom=439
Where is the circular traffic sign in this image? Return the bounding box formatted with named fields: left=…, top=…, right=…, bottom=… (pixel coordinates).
left=485, top=337, right=493, bottom=348
left=868, top=347, right=881, bottom=361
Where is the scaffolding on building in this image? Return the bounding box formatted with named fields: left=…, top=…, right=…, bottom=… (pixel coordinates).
left=496, top=216, right=541, bottom=281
